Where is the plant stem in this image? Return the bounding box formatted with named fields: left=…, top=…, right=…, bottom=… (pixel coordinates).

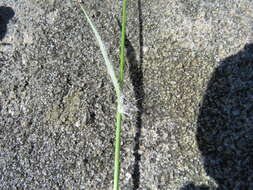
left=113, top=0, right=127, bottom=189
left=119, top=0, right=127, bottom=88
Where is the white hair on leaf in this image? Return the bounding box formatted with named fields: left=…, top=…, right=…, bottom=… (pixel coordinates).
left=118, top=94, right=138, bottom=116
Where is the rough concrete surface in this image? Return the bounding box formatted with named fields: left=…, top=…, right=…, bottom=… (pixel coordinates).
left=0, top=0, right=253, bottom=189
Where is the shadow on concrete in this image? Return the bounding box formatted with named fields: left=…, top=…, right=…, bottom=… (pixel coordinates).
left=117, top=0, right=144, bottom=189
left=181, top=43, right=253, bottom=189
left=128, top=1, right=144, bottom=189
left=0, top=6, right=14, bottom=41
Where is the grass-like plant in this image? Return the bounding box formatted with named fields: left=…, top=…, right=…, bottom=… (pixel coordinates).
left=79, top=1, right=127, bottom=190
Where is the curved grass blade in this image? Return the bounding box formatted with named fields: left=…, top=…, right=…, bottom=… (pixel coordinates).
left=79, top=3, right=126, bottom=190
left=79, top=3, right=122, bottom=101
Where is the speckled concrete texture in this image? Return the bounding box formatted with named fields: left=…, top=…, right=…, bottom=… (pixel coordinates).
left=0, top=0, right=253, bottom=189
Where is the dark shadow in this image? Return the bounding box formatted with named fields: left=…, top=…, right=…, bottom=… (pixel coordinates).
left=181, top=182, right=210, bottom=190
left=129, top=1, right=144, bottom=189
left=0, top=6, right=14, bottom=41
left=182, top=43, right=253, bottom=189
left=118, top=0, right=144, bottom=189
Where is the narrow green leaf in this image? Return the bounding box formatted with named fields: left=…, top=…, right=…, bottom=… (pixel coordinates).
left=79, top=3, right=121, bottom=100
